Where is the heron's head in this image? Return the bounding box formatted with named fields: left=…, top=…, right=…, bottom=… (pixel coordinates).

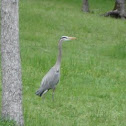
left=60, top=36, right=76, bottom=41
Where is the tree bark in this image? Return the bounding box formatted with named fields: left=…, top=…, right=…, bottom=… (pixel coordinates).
left=82, top=0, right=89, bottom=12
left=104, top=0, right=126, bottom=19
left=1, top=0, right=24, bottom=125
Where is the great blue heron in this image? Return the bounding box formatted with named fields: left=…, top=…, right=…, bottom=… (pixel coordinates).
left=35, top=36, right=76, bottom=100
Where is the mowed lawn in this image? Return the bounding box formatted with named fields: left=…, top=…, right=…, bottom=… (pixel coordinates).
left=0, top=0, right=126, bottom=125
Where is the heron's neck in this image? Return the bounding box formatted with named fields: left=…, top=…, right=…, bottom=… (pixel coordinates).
left=55, top=40, right=63, bottom=68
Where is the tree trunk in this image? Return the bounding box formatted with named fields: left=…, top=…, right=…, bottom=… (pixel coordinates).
left=104, top=0, right=126, bottom=19
left=82, top=0, right=89, bottom=12
left=1, top=0, right=24, bottom=125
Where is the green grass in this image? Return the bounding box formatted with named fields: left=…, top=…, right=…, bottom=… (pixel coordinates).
left=1, top=0, right=126, bottom=125
left=0, top=118, right=16, bottom=126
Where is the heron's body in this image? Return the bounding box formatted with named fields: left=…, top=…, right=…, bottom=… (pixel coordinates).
left=35, top=36, right=76, bottom=100
left=36, top=65, right=60, bottom=96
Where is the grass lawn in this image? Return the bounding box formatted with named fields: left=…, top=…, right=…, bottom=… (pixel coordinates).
left=0, top=0, right=126, bottom=125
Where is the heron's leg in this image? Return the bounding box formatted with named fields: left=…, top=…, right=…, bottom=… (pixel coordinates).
left=42, top=94, right=45, bottom=100
left=42, top=90, right=48, bottom=100
left=52, top=88, right=55, bottom=101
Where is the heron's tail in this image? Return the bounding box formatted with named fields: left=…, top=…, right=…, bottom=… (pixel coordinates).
left=35, top=88, right=44, bottom=97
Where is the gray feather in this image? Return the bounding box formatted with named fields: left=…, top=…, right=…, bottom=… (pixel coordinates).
left=35, top=66, right=60, bottom=97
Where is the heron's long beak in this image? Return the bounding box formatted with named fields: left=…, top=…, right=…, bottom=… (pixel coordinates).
left=68, top=37, right=76, bottom=40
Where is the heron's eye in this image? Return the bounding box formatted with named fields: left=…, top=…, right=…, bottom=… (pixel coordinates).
left=62, top=37, right=66, bottom=39
left=56, top=69, right=59, bottom=73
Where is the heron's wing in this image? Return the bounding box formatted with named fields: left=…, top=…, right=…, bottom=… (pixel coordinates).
left=40, top=67, right=60, bottom=90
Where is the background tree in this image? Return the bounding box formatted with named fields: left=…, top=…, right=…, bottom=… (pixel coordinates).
left=1, top=0, right=24, bottom=125
left=82, top=0, right=90, bottom=12
left=104, top=0, right=126, bottom=18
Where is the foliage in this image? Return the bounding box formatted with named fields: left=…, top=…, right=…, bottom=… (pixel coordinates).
left=0, top=0, right=126, bottom=126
